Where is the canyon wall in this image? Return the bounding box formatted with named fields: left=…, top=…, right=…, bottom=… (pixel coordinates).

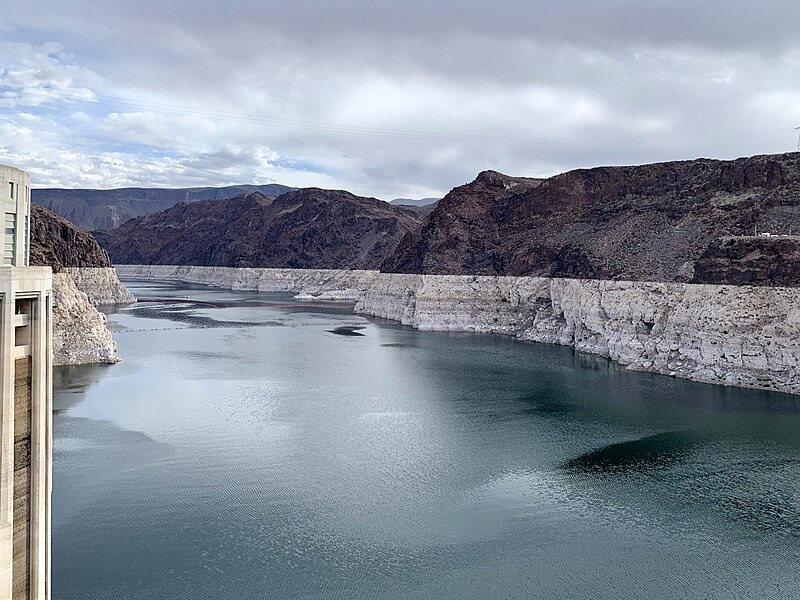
left=117, top=266, right=800, bottom=395
left=50, top=269, right=134, bottom=365
left=355, top=274, right=800, bottom=394
left=116, top=264, right=380, bottom=301
left=383, top=153, right=800, bottom=285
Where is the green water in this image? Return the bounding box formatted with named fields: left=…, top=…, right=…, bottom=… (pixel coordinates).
left=52, top=280, right=800, bottom=599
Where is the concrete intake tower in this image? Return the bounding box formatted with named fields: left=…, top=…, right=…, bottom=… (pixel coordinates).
left=0, top=164, right=52, bottom=600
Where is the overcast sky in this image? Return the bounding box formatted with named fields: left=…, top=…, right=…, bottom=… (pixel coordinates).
left=1, top=1, right=799, bottom=199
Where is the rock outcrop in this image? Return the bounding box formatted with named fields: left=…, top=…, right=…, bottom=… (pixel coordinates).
left=691, top=236, right=800, bottom=286
left=95, top=190, right=421, bottom=270
left=30, top=204, right=113, bottom=271
left=52, top=273, right=120, bottom=365
left=31, top=204, right=135, bottom=364
left=64, top=267, right=137, bottom=306
left=383, top=152, right=800, bottom=285
left=33, top=183, right=295, bottom=231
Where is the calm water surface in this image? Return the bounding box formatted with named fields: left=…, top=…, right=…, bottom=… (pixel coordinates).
left=52, top=280, right=800, bottom=599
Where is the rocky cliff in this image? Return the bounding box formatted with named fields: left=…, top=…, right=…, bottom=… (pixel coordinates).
left=383, top=153, right=800, bottom=286
left=52, top=273, right=120, bottom=365
left=30, top=204, right=112, bottom=271
left=31, top=204, right=135, bottom=364
left=33, top=183, right=294, bottom=230
left=64, top=267, right=136, bottom=306
left=95, top=190, right=421, bottom=270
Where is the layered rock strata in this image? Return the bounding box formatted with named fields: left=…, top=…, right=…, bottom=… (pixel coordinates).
left=117, top=265, right=800, bottom=395
left=691, top=236, right=800, bottom=286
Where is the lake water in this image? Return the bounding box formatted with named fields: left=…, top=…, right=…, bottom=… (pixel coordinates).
left=52, top=280, right=800, bottom=599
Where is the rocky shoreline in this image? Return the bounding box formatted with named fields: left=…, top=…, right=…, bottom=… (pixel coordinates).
left=115, top=265, right=800, bottom=395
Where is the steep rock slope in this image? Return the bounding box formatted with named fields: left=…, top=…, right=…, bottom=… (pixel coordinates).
left=33, top=183, right=294, bottom=230
left=30, top=205, right=134, bottom=364
left=383, top=153, right=800, bottom=285
left=30, top=204, right=112, bottom=270
left=52, top=273, right=120, bottom=365
left=96, top=189, right=421, bottom=270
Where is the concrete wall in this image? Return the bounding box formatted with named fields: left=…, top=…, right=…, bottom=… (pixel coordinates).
left=13, top=358, right=31, bottom=600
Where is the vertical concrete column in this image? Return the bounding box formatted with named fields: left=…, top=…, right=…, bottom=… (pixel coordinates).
left=31, top=290, right=52, bottom=599
left=0, top=290, right=14, bottom=600
left=43, top=293, right=51, bottom=600
left=29, top=292, right=49, bottom=599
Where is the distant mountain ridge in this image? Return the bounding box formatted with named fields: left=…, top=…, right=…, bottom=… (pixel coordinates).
left=94, top=189, right=421, bottom=270
left=33, top=183, right=295, bottom=231
left=389, top=197, right=439, bottom=207
left=388, top=197, right=440, bottom=218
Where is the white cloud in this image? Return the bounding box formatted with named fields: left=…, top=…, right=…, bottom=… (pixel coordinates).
left=0, top=42, right=98, bottom=108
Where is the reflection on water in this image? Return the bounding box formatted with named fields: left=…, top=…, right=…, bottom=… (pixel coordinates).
left=52, top=279, right=800, bottom=600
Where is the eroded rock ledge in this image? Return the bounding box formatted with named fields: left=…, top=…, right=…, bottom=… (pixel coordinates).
left=115, top=265, right=800, bottom=395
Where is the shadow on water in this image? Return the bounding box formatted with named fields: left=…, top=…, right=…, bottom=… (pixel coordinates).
left=564, top=431, right=697, bottom=474
left=328, top=325, right=366, bottom=336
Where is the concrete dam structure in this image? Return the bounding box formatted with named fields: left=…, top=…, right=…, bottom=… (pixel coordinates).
left=0, top=165, right=53, bottom=600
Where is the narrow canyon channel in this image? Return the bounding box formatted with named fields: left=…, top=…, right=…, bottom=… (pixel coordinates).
left=52, top=280, right=800, bottom=599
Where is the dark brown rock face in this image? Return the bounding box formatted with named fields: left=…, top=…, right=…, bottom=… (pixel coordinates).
left=383, top=153, right=800, bottom=284
left=384, top=171, right=543, bottom=274
left=94, top=189, right=421, bottom=270
left=692, top=236, right=800, bottom=286
left=30, top=204, right=112, bottom=272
